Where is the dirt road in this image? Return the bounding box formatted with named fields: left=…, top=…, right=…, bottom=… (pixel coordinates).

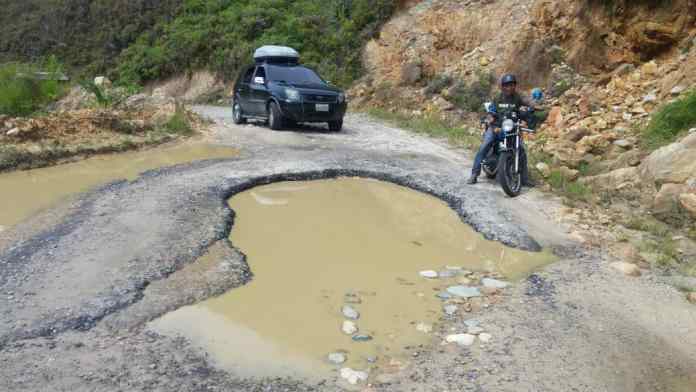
left=1, top=106, right=694, bottom=391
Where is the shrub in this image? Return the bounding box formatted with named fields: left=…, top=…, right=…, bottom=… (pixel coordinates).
left=163, top=106, right=193, bottom=135
left=424, top=74, right=453, bottom=96
left=0, top=57, right=66, bottom=116
left=448, top=70, right=494, bottom=112
left=642, top=89, right=696, bottom=150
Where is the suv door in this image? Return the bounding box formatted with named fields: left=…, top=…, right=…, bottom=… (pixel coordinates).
left=249, top=66, right=270, bottom=116
left=235, top=66, right=254, bottom=112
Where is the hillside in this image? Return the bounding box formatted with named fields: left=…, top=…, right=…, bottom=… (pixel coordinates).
left=0, top=0, right=398, bottom=87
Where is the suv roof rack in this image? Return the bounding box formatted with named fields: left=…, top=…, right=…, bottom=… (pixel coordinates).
left=254, top=45, right=300, bottom=65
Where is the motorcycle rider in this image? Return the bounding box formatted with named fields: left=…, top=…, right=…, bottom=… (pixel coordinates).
left=467, top=74, right=534, bottom=186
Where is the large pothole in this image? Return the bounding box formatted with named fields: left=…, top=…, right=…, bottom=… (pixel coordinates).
left=149, top=178, right=555, bottom=381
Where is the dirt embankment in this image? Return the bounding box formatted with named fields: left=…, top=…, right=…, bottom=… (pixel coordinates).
left=349, top=0, right=696, bottom=280
left=0, top=84, right=205, bottom=172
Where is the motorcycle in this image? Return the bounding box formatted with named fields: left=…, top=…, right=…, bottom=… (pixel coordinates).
left=480, top=104, right=535, bottom=197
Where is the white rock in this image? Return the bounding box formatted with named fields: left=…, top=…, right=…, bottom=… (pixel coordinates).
left=342, top=305, right=360, bottom=320
left=419, top=270, right=438, bottom=279
left=6, top=128, right=19, bottom=136
left=445, top=334, right=476, bottom=346
left=642, top=93, right=657, bottom=103
left=93, top=76, right=112, bottom=87
left=671, top=86, right=685, bottom=96
left=340, top=368, right=368, bottom=385
left=467, top=326, right=485, bottom=335
left=481, top=278, right=510, bottom=289
left=479, top=333, right=492, bottom=343
left=328, top=352, right=347, bottom=365
left=446, top=286, right=481, bottom=298
left=464, top=319, right=480, bottom=328
left=416, top=322, right=432, bottom=333
left=536, top=162, right=551, bottom=178
left=443, top=304, right=458, bottom=316
left=342, top=320, right=358, bottom=335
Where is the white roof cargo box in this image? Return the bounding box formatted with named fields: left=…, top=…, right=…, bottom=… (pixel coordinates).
left=254, top=45, right=300, bottom=64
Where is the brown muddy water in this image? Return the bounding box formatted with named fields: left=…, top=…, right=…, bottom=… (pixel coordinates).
left=151, top=178, right=556, bottom=381
left=0, top=143, right=237, bottom=229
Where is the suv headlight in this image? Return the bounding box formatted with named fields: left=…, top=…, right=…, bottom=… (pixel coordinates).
left=502, top=119, right=515, bottom=133
left=285, top=88, right=301, bottom=102
left=338, top=92, right=346, bottom=103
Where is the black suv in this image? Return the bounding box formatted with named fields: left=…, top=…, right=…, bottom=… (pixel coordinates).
left=232, top=47, right=347, bottom=132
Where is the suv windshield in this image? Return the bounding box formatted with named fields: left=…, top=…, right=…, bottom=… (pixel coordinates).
left=267, top=65, right=325, bottom=85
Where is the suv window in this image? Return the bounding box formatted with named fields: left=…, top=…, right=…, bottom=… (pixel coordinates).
left=267, top=65, right=324, bottom=85
left=241, top=67, right=254, bottom=84
left=254, top=66, right=266, bottom=82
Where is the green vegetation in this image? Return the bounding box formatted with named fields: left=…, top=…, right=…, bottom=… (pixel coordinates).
left=424, top=70, right=494, bottom=112
left=641, top=89, right=696, bottom=150
left=547, top=169, right=591, bottom=204
left=367, top=108, right=480, bottom=148
left=0, top=57, right=66, bottom=116
left=117, top=0, right=396, bottom=87
left=163, top=106, right=194, bottom=135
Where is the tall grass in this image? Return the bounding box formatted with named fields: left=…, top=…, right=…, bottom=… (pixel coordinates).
left=642, top=90, right=696, bottom=150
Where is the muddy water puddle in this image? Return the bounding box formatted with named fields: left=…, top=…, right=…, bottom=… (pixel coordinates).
left=151, top=178, right=555, bottom=381
left=0, top=143, right=237, bottom=228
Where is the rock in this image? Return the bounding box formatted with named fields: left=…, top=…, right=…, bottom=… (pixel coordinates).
left=567, top=128, right=590, bottom=142
left=437, top=269, right=458, bottom=278
left=679, top=193, right=696, bottom=219
left=436, top=292, right=453, bottom=300
left=479, top=333, right=492, bottom=343
left=481, top=286, right=500, bottom=296
left=342, top=321, right=358, bottom=335
left=559, top=166, right=580, bottom=181
left=446, top=286, right=482, bottom=298
left=671, top=86, right=685, bottom=96
left=631, top=106, right=646, bottom=114
left=344, top=293, right=362, bottom=304
left=328, top=352, right=347, bottom=365
left=481, top=278, right=510, bottom=289
left=400, top=62, right=422, bottom=86
left=467, top=326, right=484, bottom=335
left=640, top=61, right=658, bottom=77
left=610, top=261, right=642, bottom=277
left=464, top=319, right=480, bottom=328
left=445, top=334, right=476, bottom=346
left=688, top=292, right=696, bottom=304
left=342, top=305, right=360, bottom=320
left=642, top=93, right=657, bottom=103
left=581, top=167, right=638, bottom=190
left=652, top=184, right=687, bottom=217
left=94, top=76, right=112, bottom=87
left=443, top=304, right=458, bottom=316
left=340, top=368, right=368, bottom=385
left=613, top=139, right=633, bottom=149
left=419, top=270, right=438, bottom=279
left=416, top=323, right=432, bottom=333
left=641, top=133, right=696, bottom=184
left=479, top=56, right=490, bottom=67
left=536, top=162, right=551, bottom=178
left=613, top=63, right=636, bottom=76
left=433, top=96, right=454, bottom=111
left=352, top=334, right=373, bottom=342
left=612, top=243, right=646, bottom=266
left=6, top=128, right=19, bottom=136
left=546, top=106, right=564, bottom=128
left=594, top=119, right=608, bottom=130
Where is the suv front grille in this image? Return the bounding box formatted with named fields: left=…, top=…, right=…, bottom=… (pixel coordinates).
left=302, top=94, right=337, bottom=103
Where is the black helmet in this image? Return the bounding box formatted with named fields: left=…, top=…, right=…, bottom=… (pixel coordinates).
left=501, top=74, right=517, bottom=86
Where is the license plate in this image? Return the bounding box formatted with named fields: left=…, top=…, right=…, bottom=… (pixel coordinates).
left=315, top=104, right=329, bottom=112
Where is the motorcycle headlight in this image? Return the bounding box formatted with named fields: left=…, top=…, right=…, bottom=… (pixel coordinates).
left=284, top=88, right=301, bottom=102
left=502, top=119, right=515, bottom=133
left=338, top=92, right=346, bottom=103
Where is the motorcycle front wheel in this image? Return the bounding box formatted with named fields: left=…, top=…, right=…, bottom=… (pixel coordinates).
left=497, top=152, right=522, bottom=197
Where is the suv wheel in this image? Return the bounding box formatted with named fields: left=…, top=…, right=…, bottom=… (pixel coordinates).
left=232, top=101, right=246, bottom=124
left=328, top=119, right=343, bottom=132
left=268, top=101, right=284, bottom=130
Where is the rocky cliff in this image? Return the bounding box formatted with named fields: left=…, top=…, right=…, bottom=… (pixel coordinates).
left=351, top=0, right=696, bottom=275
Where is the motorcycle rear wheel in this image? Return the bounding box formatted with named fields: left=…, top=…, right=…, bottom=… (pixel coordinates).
left=497, top=152, right=522, bottom=197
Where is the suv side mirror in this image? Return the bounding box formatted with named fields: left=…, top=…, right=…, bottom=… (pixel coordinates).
left=254, top=76, right=265, bottom=85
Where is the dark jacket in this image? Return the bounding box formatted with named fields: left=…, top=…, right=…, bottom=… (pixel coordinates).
left=491, top=92, right=532, bottom=127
